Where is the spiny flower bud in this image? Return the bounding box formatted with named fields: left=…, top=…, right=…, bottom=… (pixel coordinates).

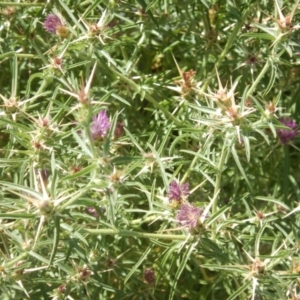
left=56, top=284, right=67, bottom=295
left=38, top=200, right=54, bottom=215
left=78, top=266, right=92, bottom=281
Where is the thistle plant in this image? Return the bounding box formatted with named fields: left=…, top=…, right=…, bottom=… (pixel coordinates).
left=1, top=1, right=300, bottom=299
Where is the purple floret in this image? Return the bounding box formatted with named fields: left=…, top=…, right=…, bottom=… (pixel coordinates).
left=44, top=14, right=63, bottom=33
left=277, top=117, right=298, bottom=144
left=90, top=111, right=110, bottom=140
left=176, top=203, right=203, bottom=229
left=168, top=180, right=190, bottom=202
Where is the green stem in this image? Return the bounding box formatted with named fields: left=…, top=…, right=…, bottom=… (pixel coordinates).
left=82, top=228, right=193, bottom=241
left=201, top=6, right=251, bottom=92
left=181, top=146, right=202, bottom=183
left=130, top=215, right=162, bottom=225
left=212, top=141, right=227, bottom=239
left=24, top=77, right=51, bottom=109
left=0, top=2, right=44, bottom=6
left=0, top=52, right=37, bottom=59
left=283, top=145, right=290, bottom=202
left=4, top=252, right=29, bottom=268
left=246, top=59, right=271, bottom=98
left=16, top=54, right=36, bottom=58
left=35, top=77, right=51, bottom=96
left=59, top=187, right=89, bottom=211
left=83, top=113, right=96, bottom=160
left=84, top=125, right=99, bottom=179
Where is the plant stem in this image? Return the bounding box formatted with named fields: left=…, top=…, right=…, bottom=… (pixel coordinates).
left=283, top=145, right=290, bottom=202
left=84, top=123, right=96, bottom=160
left=0, top=2, right=44, bottom=6
left=212, top=140, right=228, bottom=239
left=246, top=59, right=271, bottom=98
left=181, top=146, right=202, bottom=183
left=200, top=6, right=251, bottom=92
left=82, top=228, right=193, bottom=241
left=4, top=252, right=29, bottom=268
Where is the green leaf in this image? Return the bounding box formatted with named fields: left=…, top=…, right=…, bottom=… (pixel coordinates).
left=231, top=145, right=252, bottom=191
left=136, top=0, right=159, bottom=28
left=49, top=215, right=60, bottom=267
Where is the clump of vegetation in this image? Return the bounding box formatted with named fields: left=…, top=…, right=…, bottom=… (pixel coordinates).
left=1, top=0, right=300, bottom=299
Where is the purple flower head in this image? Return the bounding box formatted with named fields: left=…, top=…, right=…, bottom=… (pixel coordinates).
left=144, top=269, right=156, bottom=284
left=44, top=14, right=64, bottom=34
left=90, top=111, right=110, bottom=140
left=277, top=117, right=298, bottom=144
left=86, top=207, right=99, bottom=218
left=168, top=180, right=190, bottom=203
left=176, top=203, right=204, bottom=230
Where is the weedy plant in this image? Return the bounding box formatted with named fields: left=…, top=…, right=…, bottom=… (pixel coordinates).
left=1, top=0, right=300, bottom=299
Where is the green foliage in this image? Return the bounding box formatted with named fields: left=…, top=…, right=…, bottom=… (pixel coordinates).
left=1, top=0, right=300, bottom=299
